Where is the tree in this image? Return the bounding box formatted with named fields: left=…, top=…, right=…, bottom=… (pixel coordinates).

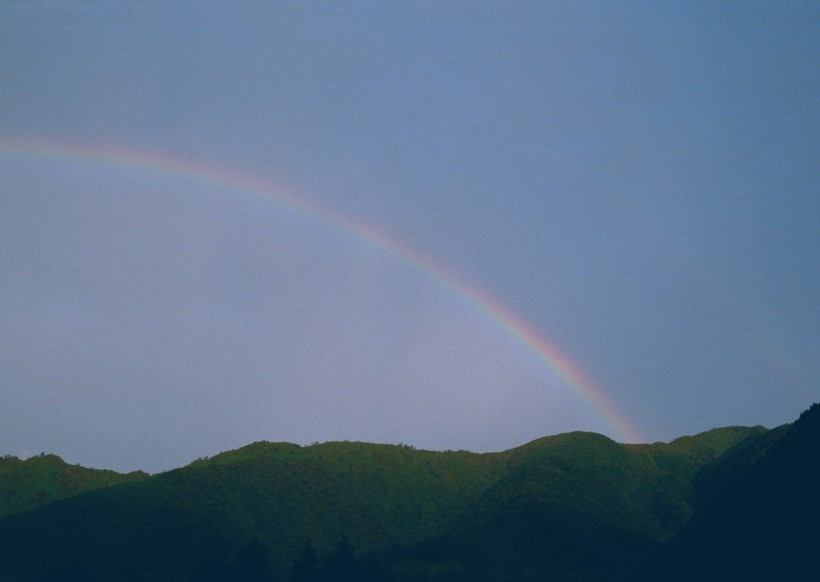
left=317, top=534, right=383, bottom=581
left=233, top=539, right=273, bottom=582
left=291, top=539, right=319, bottom=582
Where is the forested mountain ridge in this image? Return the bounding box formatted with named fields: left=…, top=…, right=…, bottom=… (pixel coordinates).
left=0, top=408, right=815, bottom=581
left=655, top=402, right=820, bottom=582
left=0, top=453, right=148, bottom=519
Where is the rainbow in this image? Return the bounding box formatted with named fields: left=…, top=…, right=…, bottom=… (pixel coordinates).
left=0, top=136, right=644, bottom=443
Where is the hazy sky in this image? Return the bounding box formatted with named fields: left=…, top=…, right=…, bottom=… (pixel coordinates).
left=1, top=2, right=817, bottom=473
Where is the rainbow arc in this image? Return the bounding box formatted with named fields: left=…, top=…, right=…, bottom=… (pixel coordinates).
left=1, top=136, right=644, bottom=443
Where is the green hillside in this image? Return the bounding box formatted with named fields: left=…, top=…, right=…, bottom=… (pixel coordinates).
left=0, top=423, right=774, bottom=581
left=0, top=453, right=149, bottom=519
left=370, top=427, right=774, bottom=581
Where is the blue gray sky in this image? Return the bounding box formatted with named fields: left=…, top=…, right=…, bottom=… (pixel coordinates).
left=1, top=2, right=817, bottom=473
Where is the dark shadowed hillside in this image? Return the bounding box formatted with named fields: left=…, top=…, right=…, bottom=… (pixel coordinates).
left=0, top=408, right=816, bottom=581
left=652, top=403, right=820, bottom=582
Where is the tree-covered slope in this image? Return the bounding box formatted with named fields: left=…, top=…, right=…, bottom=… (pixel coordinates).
left=655, top=403, right=820, bottom=582
left=0, top=442, right=505, bottom=580
left=369, top=428, right=771, bottom=582
left=0, top=423, right=783, bottom=581
left=0, top=453, right=148, bottom=519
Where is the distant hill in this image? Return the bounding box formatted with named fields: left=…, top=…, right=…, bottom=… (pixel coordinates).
left=0, top=407, right=816, bottom=581
left=0, top=453, right=148, bottom=519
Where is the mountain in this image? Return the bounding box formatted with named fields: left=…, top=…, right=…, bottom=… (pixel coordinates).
left=370, top=428, right=770, bottom=582
left=653, top=402, right=820, bottom=581
left=0, top=407, right=816, bottom=581
left=0, top=453, right=148, bottom=519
